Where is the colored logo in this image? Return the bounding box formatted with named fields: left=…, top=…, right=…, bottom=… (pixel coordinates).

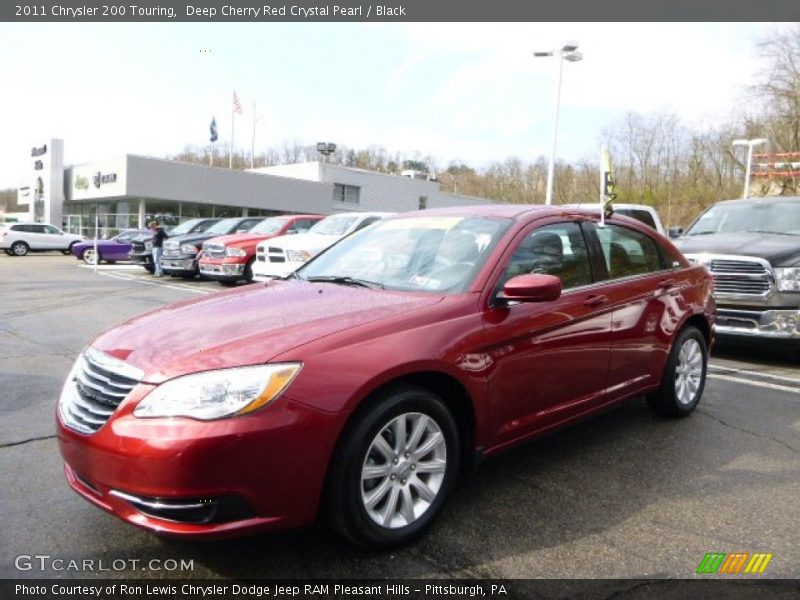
left=74, top=176, right=89, bottom=190
left=696, top=552, right=773, bottom=574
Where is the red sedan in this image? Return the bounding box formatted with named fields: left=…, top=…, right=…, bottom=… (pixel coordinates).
left=57, top=205, right=715, bottom=548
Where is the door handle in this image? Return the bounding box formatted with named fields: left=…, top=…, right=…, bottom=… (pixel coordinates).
left=658, top=278, right=676, bottom=289
left=583, top=294, right=608, bottom=307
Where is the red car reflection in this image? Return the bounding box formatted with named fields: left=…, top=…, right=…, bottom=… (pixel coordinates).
left=57, top=205, right=715, bottom=548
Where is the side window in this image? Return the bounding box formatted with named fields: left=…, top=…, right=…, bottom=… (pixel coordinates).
left=595, top=224, right=664, bottom=279
left=498, top=222, right=593, bottom=292
left=44, top=225, right=61, bottom=234
left=30, top=225, right=47, bottom=234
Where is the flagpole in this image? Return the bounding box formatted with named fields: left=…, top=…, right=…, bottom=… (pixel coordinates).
left=251, top=102, right=256, bottom=169
left=210, top=141, right=213, bottom=167
left=229, top=99, right=235, bottom=170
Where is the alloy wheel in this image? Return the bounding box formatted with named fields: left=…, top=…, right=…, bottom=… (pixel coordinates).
left=674, top=338, right=703, bottom=405
left=360, top=412, right=447, bottom=529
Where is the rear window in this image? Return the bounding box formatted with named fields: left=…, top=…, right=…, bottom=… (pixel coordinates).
left=616, top=209, right=658, bottom=231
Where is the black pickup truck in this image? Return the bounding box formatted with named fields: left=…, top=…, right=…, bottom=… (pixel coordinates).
left=673, top=197, right=800, bottom=343
left=129, top=218, right=221, bottom=272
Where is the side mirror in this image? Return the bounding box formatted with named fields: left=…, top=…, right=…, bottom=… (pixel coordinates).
left=668, top=226, right=683, bottom=239
left=498, top=274, right=562, bottom=303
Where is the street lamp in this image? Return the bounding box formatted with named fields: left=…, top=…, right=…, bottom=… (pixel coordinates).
left=732, top=138, right=768, bottom=199
left=533, top=42, right=583, bottom=205
left=316, top=142, right=337, bottom=163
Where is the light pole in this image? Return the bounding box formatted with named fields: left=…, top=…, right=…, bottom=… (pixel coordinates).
left=732, top=138, right=768, bottom=199
left=534, top=42, right=583, bottom=205
left=316, top=142, right=337, bottom=164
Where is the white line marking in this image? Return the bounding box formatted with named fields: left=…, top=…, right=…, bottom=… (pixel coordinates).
left=97, top=271, right=210, bottom=294
left=709, top=363, right=800, bottom=385
left=708, top=373, right=800, bottom=395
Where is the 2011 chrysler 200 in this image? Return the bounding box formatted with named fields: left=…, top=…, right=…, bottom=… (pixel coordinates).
left=57, top=205, right=715, bottom=548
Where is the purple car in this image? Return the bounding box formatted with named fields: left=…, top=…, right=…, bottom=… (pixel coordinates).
left=71, top=230, right=149, bottom=265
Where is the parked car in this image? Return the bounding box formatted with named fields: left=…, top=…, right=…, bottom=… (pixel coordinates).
left=128, top=218, right=221, bottom=273
left=162, top=217, right=266, bottom=279
left=198, top=214, right=324, bottom=285
left=1, top=222, right=85, bottom=256
left=57, top=205, right=714, bottom=548
left=71, top=230, right=150, bottom=265
left=673, top=196, right=800, bottom=343
left=252, top=212, right=394, bottom=281
left=569, top=202, right=667, bottom=235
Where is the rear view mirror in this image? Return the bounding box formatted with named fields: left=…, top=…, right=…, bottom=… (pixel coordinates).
left=668, top=226, right=683, bottom=239
left=499, top=274, right=562, bottom=303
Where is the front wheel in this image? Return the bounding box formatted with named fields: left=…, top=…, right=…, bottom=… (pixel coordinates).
left=82, top=248, right=99, bottom=265
left=647, top=325, right=708, bottom=417
left=325, top=386, right=460, bottom=549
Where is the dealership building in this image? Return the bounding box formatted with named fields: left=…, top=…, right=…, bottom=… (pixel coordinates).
left=15, top=139, right=491, bottom=237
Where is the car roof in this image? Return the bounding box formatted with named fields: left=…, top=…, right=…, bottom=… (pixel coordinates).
left=389, top=204, right=614, bottom=221
left=712, top=196, right=800, bottom=206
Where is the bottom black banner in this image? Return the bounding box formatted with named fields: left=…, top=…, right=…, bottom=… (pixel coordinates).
left=3, top=579, right=799, bottom=600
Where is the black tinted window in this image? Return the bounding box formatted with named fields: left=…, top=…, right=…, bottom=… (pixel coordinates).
left=596, top=224, right=664, bottom=279
left=499, top=222, right=593, bottom=291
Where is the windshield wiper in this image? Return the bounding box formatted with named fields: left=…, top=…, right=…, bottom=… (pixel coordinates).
left=304, top=275, right=385, bottom=289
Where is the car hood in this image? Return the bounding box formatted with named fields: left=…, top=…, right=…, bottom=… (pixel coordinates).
left=673, top=232, right=800, bottom=267
left=206, top=232, right=279, bottom=247
left=164, top=232, right=221, bottom=247
left=92, top=280, right=444, bottom=383
left=268, top=232, right=341, bottom=253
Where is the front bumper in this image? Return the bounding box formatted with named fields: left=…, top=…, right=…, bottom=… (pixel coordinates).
left=198, top=260, right=246, bottom=281
left=57, top=382, right=340, bottom=539
left=252, top=259, right=298, bottom=281
left=162, top=256, right=197, bottom=274
left=715, top=307, right=800, bottom=339
left=129, top=252, right=153, bottom=266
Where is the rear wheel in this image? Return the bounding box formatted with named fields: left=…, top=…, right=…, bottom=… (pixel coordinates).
left=325, top=385, right=460, bottom=548
left=143, top=264, right=155, bottom=273
left=647, top=325, right=708, bottom=417
left=63, top=241, right=79, bottom=256
left=11, top=241, right=29, bottom=256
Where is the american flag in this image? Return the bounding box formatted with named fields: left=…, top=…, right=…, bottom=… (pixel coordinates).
left=232, top=91, right=243, bottom=115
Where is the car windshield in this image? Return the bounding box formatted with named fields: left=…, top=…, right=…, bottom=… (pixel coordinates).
left=298, top=216, right=512, bottom=293
left=250, top=217, right=290, bottom=235
left=687, top=202, right=800, bottom=236
left=169, top=219, right=205, bottom=236
left=207, top=218, right=245, bottom=234
left=308, top=215, right=358, bottom=235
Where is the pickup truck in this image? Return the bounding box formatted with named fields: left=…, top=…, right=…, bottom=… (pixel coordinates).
left=673, top=197, right=800, bottom=343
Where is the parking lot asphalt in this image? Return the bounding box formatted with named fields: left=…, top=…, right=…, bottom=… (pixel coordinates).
left=1, top=254, right=798, bottom=580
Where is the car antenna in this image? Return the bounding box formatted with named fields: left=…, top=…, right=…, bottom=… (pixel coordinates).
left=600, top=146, right=617, bottom=227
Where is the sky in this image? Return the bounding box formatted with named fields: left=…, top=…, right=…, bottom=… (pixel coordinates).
left=0, top=22, right=784, bottom=189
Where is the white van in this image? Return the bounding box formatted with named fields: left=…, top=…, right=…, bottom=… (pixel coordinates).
left=1, top=223, right=86, bottom=256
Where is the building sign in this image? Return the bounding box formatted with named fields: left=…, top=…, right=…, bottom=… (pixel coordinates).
left=19, top=138, right=64, bottom=225
left=74, top=175, right=89, bottom=190
left=93, top=171, right=118, bottom=188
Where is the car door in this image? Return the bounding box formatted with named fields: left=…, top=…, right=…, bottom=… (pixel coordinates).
left=24, top=224, right=49, bottom=249
left=584, top=221, right=679, bottom=401
left=481, top=219, right=614, bottom=448
left=42, top=225, right=66, bottom=249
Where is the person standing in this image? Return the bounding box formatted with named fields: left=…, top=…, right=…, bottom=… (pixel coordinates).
left=149, top=220, right=168, bottom=277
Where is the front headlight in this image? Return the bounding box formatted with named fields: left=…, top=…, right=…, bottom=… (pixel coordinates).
left=226, top=247, right=247, bottom=257
left=133, top=363, right=301, bottom=420
left=180, top=244, right=199, bottom=254
left=776, top=268, right=800, bottom=292
left=286, top=250, right=311, bottom=262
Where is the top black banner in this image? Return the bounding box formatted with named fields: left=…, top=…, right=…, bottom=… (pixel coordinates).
left=4, top=0, right=800, bottom=22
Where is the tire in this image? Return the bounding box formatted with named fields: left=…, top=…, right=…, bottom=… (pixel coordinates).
left=10, top=241, right=29, bottom=256
left=144, top=264, right=155, bottom=273
left=647, top=325, right=708, bottom=417
left=244, top=259, right=255, bottom=283
left=81, top=248, right=99, bottom=265
left=325, top=385, right=460, bottom=549
left=63, top=241, right=79, bottom=256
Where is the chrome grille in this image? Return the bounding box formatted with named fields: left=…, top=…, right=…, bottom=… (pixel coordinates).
left=60, top=348, right=144, bottom=435
left=706, top=257, right=773, bottom=297
left=203, top=243, right=225, bottom=259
